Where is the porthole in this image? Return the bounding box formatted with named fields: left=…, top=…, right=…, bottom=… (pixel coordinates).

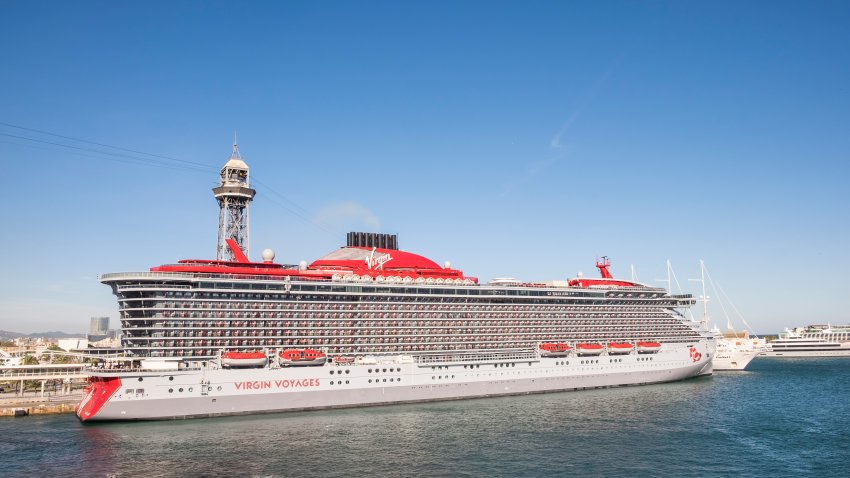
left=169, top=376, right=174, bottom=381
left=368, top=379, right=372, bottom=383
left=168, top=388, right=173, bottom=393
left=397, top=377, right=401, bottom=382
left=138, top=377, right=143, bottom=382
left=369, top=369, right=373, bottom=373
left=389, top=378, right=393, bottom=382
left=383, top=379, right=386, bottom=383
left=188, top=387, right=193, bottom=392
left=345, top=380, right=349, bottom=384
left=345, top=370, right=350, bottom=374
left=330, top=370, right=335, bottom=375
left=330, top=381, right=334, bottom=386
left=337, top=381, right=342, bottom=385
left=217, top=386, right=222, bottom=391
left=179, top=388, right=184, bottom=392
left=383, top=368, right=387, bottom=373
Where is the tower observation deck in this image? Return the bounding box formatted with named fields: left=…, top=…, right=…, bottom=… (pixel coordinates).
left=213, top=142, right=256, bottom=261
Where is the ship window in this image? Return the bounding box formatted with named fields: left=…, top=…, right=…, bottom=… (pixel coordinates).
left=179, top=388, right=184, bottom=392
left=368, top=369, right=373, bottom=373
left=345, top=380, right=349, bottom=384
left=138, top=377, right=143, bottom=382
left=368, top=379, right=372, bottom=383
left=125, top=389, right=133, bottom=394
left=169, top=376, right=174, bottom=381
left=345, top=370, right=350, bottom=374
left=136, top=389, right=144, bottom=394
left=217, top=386, right=222, bottom=391
left=188, top=387, right=193, bottom=392
left=383, top=379, right=386, bottom=382
left=329, top=370, right=335, bottom=375
left=169, top=388, right=173, bottom=393
left=337, top=381, right=342, bottom=385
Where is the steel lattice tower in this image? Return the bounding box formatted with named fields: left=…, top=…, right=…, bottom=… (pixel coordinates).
left=213, top=142, right=256, bottom=261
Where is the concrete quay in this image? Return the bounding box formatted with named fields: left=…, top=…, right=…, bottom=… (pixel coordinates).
left=0, top=392, right=84, bottom=417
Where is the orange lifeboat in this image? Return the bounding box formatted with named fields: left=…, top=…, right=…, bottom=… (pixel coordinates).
left=279, top=348, right=327, bottom=367
left=607, top=342, right=633, bottom=355
left=637, top=341, right=662, bottom=354
left=221, top=351, right=268, bottom=368
left=333, top=355, right=355, bottom=365
left=576, top=343, right=604, bottom=356
left=539, top=342, right=571, bottom=358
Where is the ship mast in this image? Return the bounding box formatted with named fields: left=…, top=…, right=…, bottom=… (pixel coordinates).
left=213, top=141, right=256, bottom=261
left=688, top=259, right=709, bottom=328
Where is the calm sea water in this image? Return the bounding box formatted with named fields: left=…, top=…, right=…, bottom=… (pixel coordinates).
left=2, top=358, right=848, bottom=477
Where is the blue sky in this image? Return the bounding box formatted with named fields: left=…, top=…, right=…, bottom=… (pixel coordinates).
left=1, top=1, right=848, bottom=334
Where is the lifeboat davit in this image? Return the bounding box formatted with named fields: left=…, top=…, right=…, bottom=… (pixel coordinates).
left=576, top=343, right=604, bottom=356
left=279, top=349, right=328, bottom=367
left=221, top=351, right=268, bottom=368
left=607, top=342, right=633, bottom=355
left=637, top=341, right=662, bottom=354
left=539, top=342, right=571, bottom=358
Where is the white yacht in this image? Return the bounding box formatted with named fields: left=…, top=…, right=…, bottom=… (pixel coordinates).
left=761, top=325, right=850, bottom=357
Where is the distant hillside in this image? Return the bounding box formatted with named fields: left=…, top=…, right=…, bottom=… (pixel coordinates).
left=0, top=330, right=86, bottom=340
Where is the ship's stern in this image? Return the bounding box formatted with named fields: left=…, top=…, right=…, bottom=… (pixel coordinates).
left=76, top=376, right=122, bottom=422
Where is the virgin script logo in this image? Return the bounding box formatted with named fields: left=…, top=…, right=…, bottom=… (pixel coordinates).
left=365, top=247, right=393, bottom=270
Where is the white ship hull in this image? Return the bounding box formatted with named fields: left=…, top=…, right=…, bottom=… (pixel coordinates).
left=78, top=342, right=712, bottom=421
left=760, top=348, right=850, bottom=358
left=712, top=349, right=759, bottom=370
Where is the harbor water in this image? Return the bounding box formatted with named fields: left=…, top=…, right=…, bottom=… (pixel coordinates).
left=1, top=358, right=848, bottom=477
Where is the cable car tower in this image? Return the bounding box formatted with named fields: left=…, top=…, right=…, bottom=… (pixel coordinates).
left=213, top=141, right=256, bottom=261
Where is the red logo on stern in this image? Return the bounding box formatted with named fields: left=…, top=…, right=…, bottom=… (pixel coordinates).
left=689, top=347, right=702, bottom=362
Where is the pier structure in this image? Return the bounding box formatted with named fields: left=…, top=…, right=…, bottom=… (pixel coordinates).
left=213, top=142, right=256, bottom=261
left=1, top=364, right=90, bottom=397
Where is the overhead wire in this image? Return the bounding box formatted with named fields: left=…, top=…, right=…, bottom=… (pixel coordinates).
left=0, top=121, right=345, bottom=242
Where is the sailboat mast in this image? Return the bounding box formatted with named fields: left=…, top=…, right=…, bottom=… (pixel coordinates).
left=699, top=259, right=708, bottom=328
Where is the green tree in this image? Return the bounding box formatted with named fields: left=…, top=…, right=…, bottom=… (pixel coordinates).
left=21, top=354, right=39, bottom=365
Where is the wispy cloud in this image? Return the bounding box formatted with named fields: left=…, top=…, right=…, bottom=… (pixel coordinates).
left=315, top=202, right=381, bottom=232
left=550, top=111, right=582, bottom=150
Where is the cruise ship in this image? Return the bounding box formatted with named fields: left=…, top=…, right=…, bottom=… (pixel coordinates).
left=761, top=325, right=850, bottom=357
left=76, top=236, right=714, bottom=421
left=75, top=144, right=714, bottom=422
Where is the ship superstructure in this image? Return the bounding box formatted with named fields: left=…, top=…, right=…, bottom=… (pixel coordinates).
left=102, top=241, right=704, bottom=360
